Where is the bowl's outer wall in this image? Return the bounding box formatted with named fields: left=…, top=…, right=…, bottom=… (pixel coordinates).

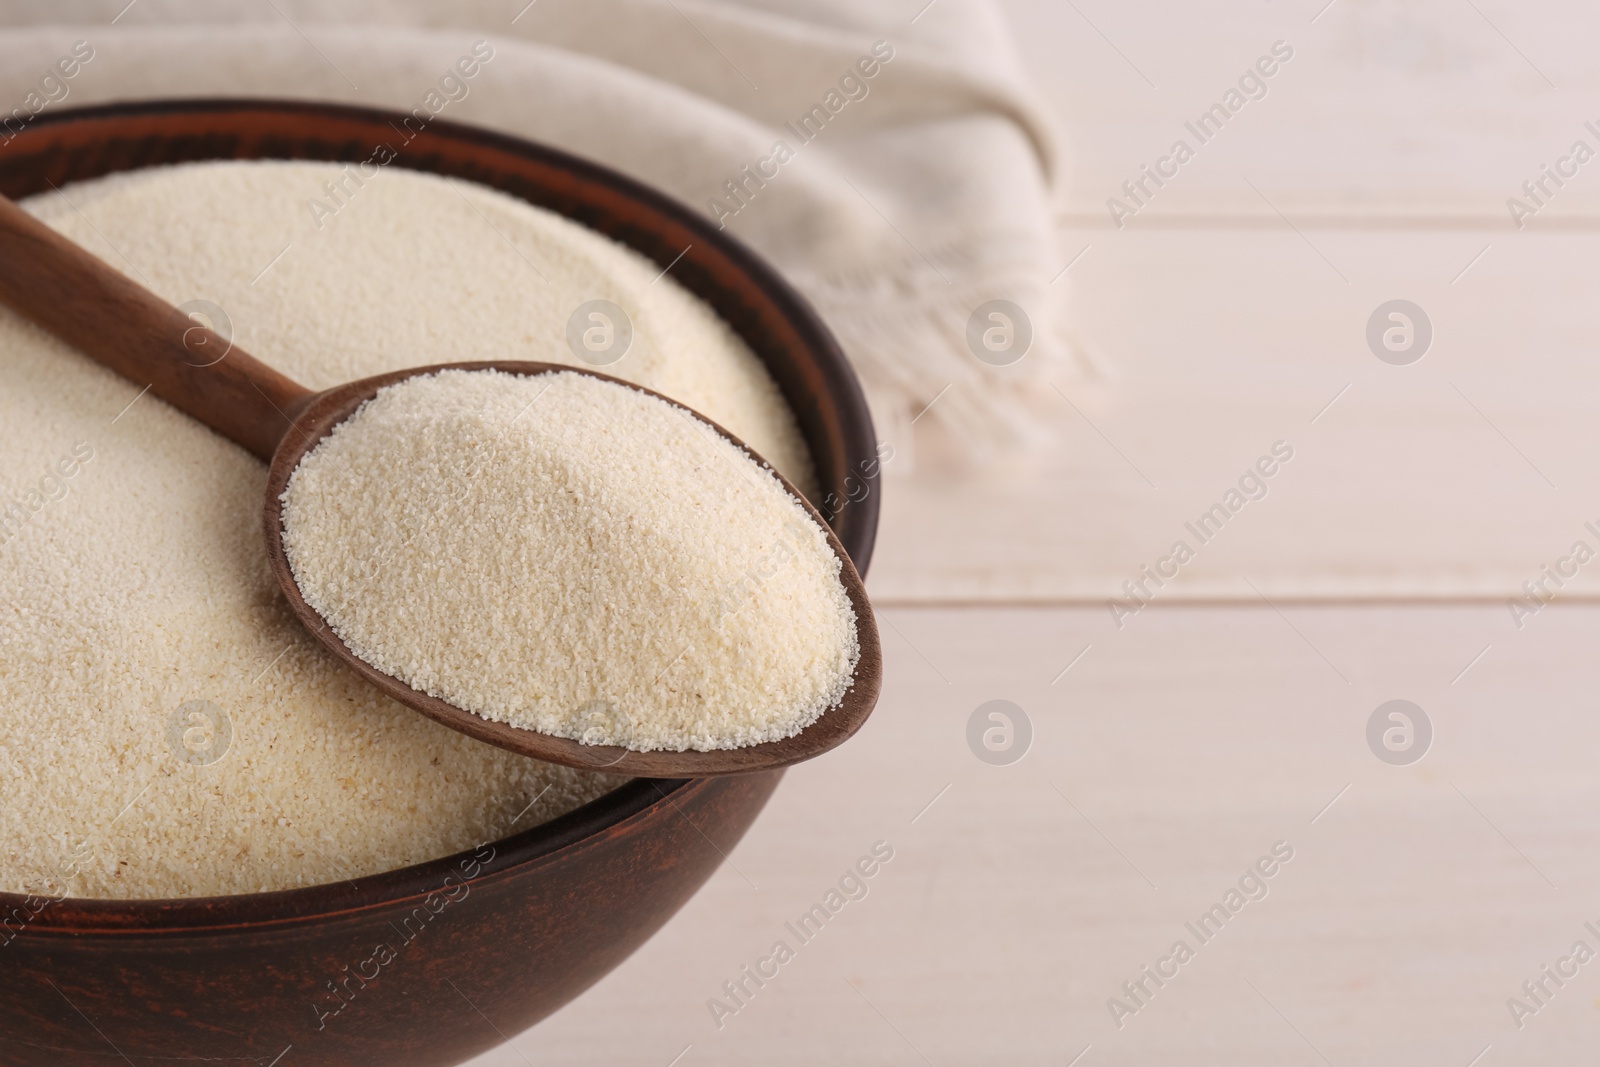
left=1, top=774, right=780, bottom=1066
left=0, top=101, right=879, bottom=1067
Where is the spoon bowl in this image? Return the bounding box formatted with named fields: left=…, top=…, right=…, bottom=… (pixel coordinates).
left=0, top=189, right=881, bottom=777
left=264, top=359, right=881, bottom=776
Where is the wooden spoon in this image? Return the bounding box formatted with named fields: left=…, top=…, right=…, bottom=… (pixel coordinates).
left=0, top=192, right=881, bottom=777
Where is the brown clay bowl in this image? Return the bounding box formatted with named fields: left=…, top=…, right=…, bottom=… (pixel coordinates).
left=0, top=100, right=880, bottom=1067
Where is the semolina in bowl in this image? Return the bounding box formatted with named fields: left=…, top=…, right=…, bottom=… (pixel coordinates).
left=0, top=100, right=879, bottom=1067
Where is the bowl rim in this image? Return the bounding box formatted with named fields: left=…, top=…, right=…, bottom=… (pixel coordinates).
left=0, top=98, right=879, bottom=933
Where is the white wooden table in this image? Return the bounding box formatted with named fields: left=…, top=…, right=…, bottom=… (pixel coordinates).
left=474, top=2, right=1600, bottom=1062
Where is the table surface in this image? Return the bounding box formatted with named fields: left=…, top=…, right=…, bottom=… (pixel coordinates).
left=474, top=2, right=1600, bottom=1062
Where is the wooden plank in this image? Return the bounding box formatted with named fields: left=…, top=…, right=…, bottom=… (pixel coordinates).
left=998, top=0, right=1600, bottom=223
left=466, top=604, right=1600, bottom=1064
left=868, top=225, right=1600, bottom=604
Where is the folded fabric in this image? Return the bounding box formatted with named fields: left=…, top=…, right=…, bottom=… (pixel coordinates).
left=0, top=0, right=1076, bottom=466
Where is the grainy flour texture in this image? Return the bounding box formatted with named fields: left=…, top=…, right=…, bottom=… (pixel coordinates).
left=281, top=370, right=858, bottom=752
left=0, top=160, right=815, bottom=899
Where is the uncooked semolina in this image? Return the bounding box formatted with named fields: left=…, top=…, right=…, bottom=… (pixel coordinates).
left=0, top=160, right=816, bottom=899
left=280, top=369, right=858, bottom=752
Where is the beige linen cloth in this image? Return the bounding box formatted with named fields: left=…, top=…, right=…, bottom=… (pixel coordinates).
left=0, top=0, right=1072, bottom=465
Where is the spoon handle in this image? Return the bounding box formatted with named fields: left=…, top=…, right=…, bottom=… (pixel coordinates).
left=0, top=193, right=312, bottom=462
